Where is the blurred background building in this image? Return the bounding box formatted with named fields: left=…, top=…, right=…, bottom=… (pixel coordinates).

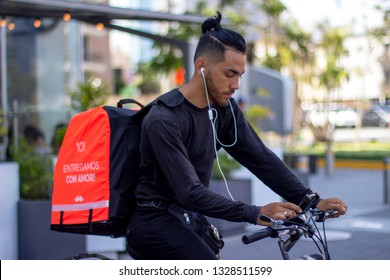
left=0, top=0, right=389, bottom=160
left=0, top=0, right=389, bottom=261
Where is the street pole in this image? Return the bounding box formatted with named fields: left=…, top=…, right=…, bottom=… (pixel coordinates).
left=384, top=158, right=390, bottom=204
left=0, top=25, right=8, bottom=161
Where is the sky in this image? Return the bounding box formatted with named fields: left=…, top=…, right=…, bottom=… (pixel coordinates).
left=281, top=0, right=387, bottom=34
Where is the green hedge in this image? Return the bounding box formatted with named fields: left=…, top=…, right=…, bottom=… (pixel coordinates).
left=285, top=142, right=390, bottom=161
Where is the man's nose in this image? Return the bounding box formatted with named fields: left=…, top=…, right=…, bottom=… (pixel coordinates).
left=231, top=77, right=241, bottom=90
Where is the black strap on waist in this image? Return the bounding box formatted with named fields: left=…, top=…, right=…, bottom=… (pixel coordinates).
left=137, top=200, right=171, bottom=210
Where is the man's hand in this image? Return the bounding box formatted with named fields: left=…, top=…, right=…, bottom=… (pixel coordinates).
left=316, top=198, right=348, bottom=218
left=256, top=198, right=348, bottom=226
left=257, top=202, right=302, bottom=226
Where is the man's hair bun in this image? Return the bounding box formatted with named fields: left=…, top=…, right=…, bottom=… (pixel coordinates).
left=201, top=11, right=222, bottom=34
left=194, top=11, right=246, bottom=61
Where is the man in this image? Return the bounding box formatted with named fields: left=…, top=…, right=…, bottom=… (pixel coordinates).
left=126, top=11, right=347, bottom=260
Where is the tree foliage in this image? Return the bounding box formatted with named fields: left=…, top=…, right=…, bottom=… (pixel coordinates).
left=148, top=0, right=249, bottom=76
left=67, top=78, right=109, bottom=112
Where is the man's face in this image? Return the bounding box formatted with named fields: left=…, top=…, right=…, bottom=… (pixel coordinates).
left=205, top=50, right=246, bottom=107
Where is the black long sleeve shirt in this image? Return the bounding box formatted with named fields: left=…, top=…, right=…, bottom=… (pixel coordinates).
left=135, top=89, right=313, bottom=225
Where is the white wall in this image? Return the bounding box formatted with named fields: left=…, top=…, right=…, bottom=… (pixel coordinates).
left=0, top=162, right=19, bottom=259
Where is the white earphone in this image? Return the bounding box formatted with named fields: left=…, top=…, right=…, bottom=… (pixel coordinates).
left=199, top=65, right=237, bottom=201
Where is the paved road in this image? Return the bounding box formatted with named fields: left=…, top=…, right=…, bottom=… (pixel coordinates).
left=220, top=168, right=390, bottom=260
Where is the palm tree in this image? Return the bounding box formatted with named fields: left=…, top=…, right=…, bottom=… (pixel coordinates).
left=253, top=0, right=317, bottom=139
left=252, top=1, right=351, bottom=176
left=313, top=23, right=349, bottom=175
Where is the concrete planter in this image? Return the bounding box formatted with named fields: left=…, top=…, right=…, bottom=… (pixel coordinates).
left=18, top=199, right=85, bottom=260
left=208, top=179, right=251, bottom=236
left=18, top=199, right=126, bottom=259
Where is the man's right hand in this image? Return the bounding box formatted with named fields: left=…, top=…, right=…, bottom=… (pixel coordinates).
left=257, top=202, right=302, bottom=226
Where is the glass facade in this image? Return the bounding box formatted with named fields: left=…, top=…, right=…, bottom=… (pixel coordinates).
left=0, top=18, right=82, bottom=160
left=0, top=0, right=190, bottom=161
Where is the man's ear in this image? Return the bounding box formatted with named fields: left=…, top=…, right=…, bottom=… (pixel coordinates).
left=195, top=58, right=206, bottom=76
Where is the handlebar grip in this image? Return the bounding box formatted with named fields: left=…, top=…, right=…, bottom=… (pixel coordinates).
left=242, top=227, right=274, bottom=244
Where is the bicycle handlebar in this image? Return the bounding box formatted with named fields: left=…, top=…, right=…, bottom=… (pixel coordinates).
left=241, top=193, right=339, bottom=260
left=242, top=227, right=276, bottom=244
left=242, top=209, right=337, bottom=245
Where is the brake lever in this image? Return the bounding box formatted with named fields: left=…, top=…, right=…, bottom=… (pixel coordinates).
left=258, top=214, right=273, bottom=223
left=312, top=210, right=339, bottom=222
left=284, top=213, right=307, bottom=226
left=259, top=215, right=286, bottom=229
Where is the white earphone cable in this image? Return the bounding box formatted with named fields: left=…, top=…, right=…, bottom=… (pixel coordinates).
left=201, top=68, right=237, bottom=201
left=211, top=100, right=237, bottom=148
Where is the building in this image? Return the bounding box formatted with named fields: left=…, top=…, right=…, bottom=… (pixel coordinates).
left=0, top=0, right=204, bottom=160
left=0, top=0, right=111, bottom=160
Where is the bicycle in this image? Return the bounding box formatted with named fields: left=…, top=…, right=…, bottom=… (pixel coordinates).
left=242, top=194, right=338, bottom=260
left=73, top=194, right=337, bottom=260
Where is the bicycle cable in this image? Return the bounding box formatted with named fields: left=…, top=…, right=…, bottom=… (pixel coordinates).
left=309, top=213, right=331, bottom=260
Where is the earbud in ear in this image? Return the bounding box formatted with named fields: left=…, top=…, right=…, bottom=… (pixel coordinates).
left=200, top=67, right=205, bottom=77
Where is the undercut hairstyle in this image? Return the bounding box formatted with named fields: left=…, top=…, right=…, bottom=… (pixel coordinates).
left=194, top=11, right=246, bottom=63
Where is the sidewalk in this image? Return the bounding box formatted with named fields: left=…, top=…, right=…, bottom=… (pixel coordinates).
left=220, top=168, right=390, bottom=260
